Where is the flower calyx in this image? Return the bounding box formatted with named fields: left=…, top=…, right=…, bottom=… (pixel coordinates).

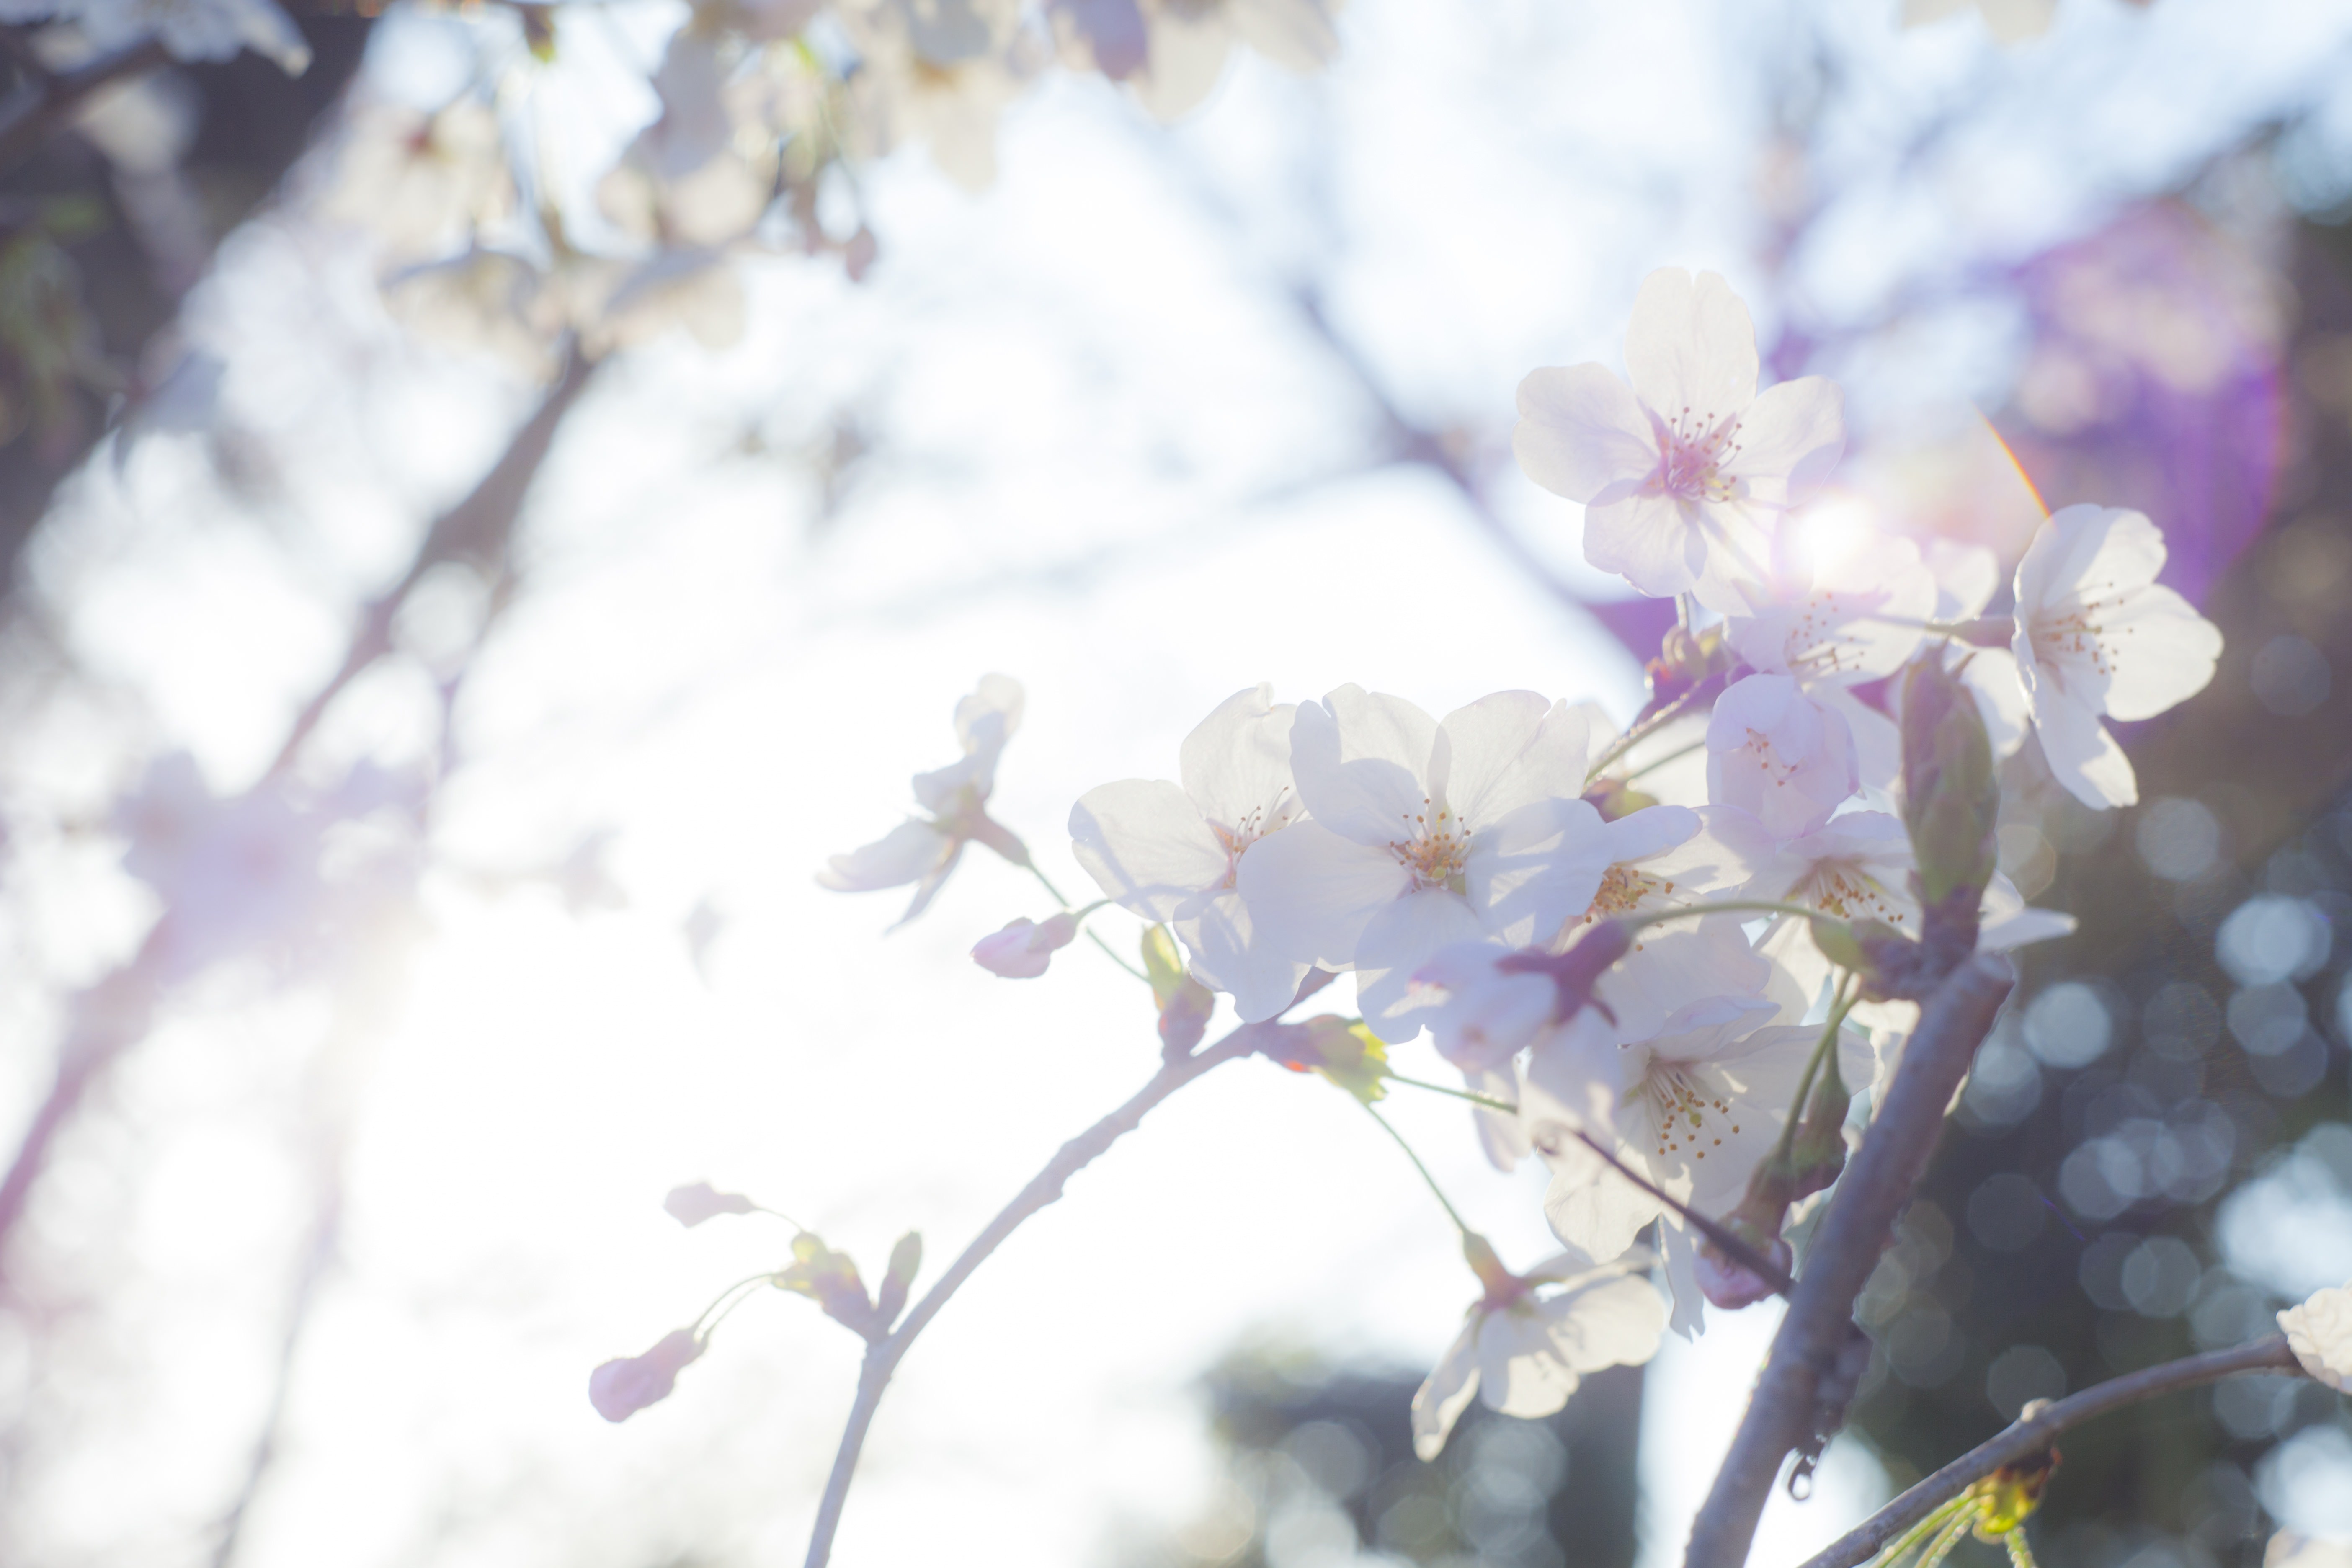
left=1460, top=1231, right=1527, bottom=1310
left=1495, top=918, right=1630, bottom=1027
left=1142, top=924, right=1216, bottom=1058
left=1261, top=1014, right=1389, bottom=1104
left=777, top=1232, right=885, bottom=1341
left=874, top=1230, right=922, bottom=1331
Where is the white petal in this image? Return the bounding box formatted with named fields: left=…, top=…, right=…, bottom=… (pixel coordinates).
left=1439, top=691, right=1588, bottom=830
left=1480, top=1310, right=1581, bottom=1418
left=1178, top=683, right=1300, bottom=830
left=2099, top=584, right=2222, bottom=721
left=1723, top=376, right=1844, bottom=503
left=1512, top=364, right=1660, bottom=504
left=1541, top=1161, right=1664, bottom=1261
left=1235, top=820, right=1408, bottom=967
left=1583, top=492, right=1710, bottom=602
left=1465, top=796, right=1614, bottom=949
left=1070, top=779, right=1230, bottom=921
left=1354, top=889, right=1489, bottom=1042
left=817, top=820, right=951, bottom=892
left=1174, top=889, right=1311, bottom=1023
left=1541, top=1271, right=1669, bottom=1370
left=1290, top=686, right=1441, bottom=846
left=1411, top=1317, right=1484, bottom=1460
left=1230, top=0, right=1338, bottom=71
left=1623, top=268, right=1759, bottom=426
left=2031, top=687, right=2138, bottom=809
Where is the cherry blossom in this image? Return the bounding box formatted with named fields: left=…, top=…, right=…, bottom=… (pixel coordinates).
left=324, top=101, right=514, bottom=264
left=2278, top=1280, right=2352, bottom=1393
left=51, top=0, right=312, bottom=73
left=1124, top=0, right=1342, bottom=122
left=1070, top=684, right=1310, bottom=1020
left=1411, top=1249, right=1667, bottom=1460
left=1514, top=268, right=1845, bottom=615
left=1705, top=673, right=1859, bottom=841
left=818, top=675, right=1028, bottom=925
left=1235, top=687, right=1612, bottom=1040
left=1921, top=538, right=2031, bottom=763
left=112, top=753, right=325, bottom=979
left=971, top=913, right=1079, bottom=977
left=838, top=0, right=1039, bottom=193
left=664, top=1182, right=756, bottom=1226
left=2009, top=505, right=2223, bottom=809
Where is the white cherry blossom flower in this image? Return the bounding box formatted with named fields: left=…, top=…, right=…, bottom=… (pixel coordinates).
left=1705, top=673, right=1859, bottom=841
left=1901, top=0, right=2056, bottom=46
left=324, top=101, right=514, bottom=263
left=1070, top=684, right=1308, bottom=1021
left=1514, top=268, right=1845, bottom=615
left=838, top=0, right=1038, bottom=193
left=1411, top=1250, right=1666, bottom=1460
left=2009, top=505, right=2223, bottom=809
left=2279, top=1280, right=2352, bottom=1393
left=1236, top=687, right=1615, bottom=1041
left=61, top=0, right=311, bottom=72
left=818, top=675, right=1027, bottom=926
left=1921, top=538, right=2031, bottom=762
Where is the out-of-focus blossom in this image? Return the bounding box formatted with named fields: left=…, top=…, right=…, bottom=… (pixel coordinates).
left=1411, top=1245, right=1666, bottom=1460
left=324, top=101, right=513, bottom=262
left=971, top=913, right=1078, bottom=977
left=597, top=30, right=776, bottom=250
left=1514, top=268, right=1844, bottom=615
left=588, top=1328, right=704, bottom=1422
left=1705, top=674, right=1858, bottom=841
left=663, top=1182, right=755, bottom=1226
left=838, top=0, right=1038, bottom=193
left=1125, top=0, right=1341, bottom=121
left=33, top=0, right=315, bottom=72
left=2009, top=505, right=2222, bottom=809
left=1071, top=683, right=1309, bottom=1020
left=1237, top=687, right=1605, bottom=1040
left=2279, top=1280, right=2352, bottom=1393
left=113, top=752, right=325, bottom=977
left=1921, top=538, right=2031, bottom=761
left=819, top=675, right=1028, bottom=926
left=2267, top=1536, right=2352, bottom=1568
left=1899, top=0, right=2056, bottom=46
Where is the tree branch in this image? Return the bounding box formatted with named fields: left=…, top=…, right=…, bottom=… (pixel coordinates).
left=1682, top=952, right=2016, bottom=1568
left=0, top=39, right=168, bottom=177
left=801, top=1022, right=1274, bottom=1568
left=1792, top=1336, right=2304, bottom=1568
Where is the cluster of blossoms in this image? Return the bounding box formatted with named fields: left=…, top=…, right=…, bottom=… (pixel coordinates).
left=607, top=270, right=2231, bottom=1471
left=302, top=0, right=1340, bottom=374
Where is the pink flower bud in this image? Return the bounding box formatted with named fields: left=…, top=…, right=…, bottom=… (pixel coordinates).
left=588, top=1328, right=703, bottom=1422
left=970, top=913, right=1078, bottom=978
left=663, top=1181, right=754, bottom=1227
left=1694, top=1234, right=1793, bottom=1311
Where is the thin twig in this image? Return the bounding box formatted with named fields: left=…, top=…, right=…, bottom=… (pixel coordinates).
left=801, top=1022, right=1275, bottom=1568
left=1682, top=953, right=2016, bottom=1568
left=1792, top=1336, right=2304, bottom=1568
left=1561, top=1127, right=1797, bottom=1297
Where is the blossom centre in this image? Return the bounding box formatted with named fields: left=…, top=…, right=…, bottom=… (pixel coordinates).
left=1798, top=860, right=1905, bottom=923
left=1784, top=592, right=1865, bottom=678
left=1651, top=407, right=1745, bottom=505
left=1209, top=789, right=1294, bottom=889
left=1389, top=796, right=1470, bottom=893
left=1630, top=1056, right=1742, bottom=1163
left=2027, top=594, right=2125, bottom=693
left=1582, top=863, right=1674, bottom=923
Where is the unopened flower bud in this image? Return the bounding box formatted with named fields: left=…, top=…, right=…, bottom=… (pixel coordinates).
left=1158, top=973, right=1214, bottom=1059
left=1263, top=1015, right=1390, bottom=1104
left=971, top=913, right=1078, bottom=978
left=1694, top=1225, right=1792, bottom=1311
left=588, top=1327, right=703, bottom=1422
left=778, top=1233, right=882, bottom=1339
left=1899, top=655, right=1998, bottom=922
left=663, top=1181, right=754, bottom=1227
left=875, top=1231, right=923, bottom=1328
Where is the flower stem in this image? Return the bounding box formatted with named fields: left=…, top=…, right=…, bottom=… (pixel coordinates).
left=1617, top=737, right=1708, bottom=784
left=1026, top=864, right=1149, bottom=982
left=1585, top=680, right=1712, bottom=784
left=1772, top=971, right=1858, bottom=1166
left=691, top=1271, right=784, bottom=1337
left=1360, top=1101, right=1474, bottom=1237
left=1384, top=1072, right=1518, bottom=1114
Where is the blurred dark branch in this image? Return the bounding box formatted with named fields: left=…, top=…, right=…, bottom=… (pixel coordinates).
left=267, top=341, right=597, bottom=778
left=1683, top=953, right=2016, bottom=1568
left=803, top=1017, right=1281, bottom=1568
left=0, top=39, right=168, bottom=177
left=0, top=348, right=595, bottom=1281
left=1793, top=1336, right=2304, bottom=1568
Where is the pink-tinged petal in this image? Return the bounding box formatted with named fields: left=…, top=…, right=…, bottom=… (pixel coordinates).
left=818, top=820, right=951, bottom=892
left=1512, top=364, right=1659, bottom=503
left=1583, top=492, right=1707, bottom=601
left=1235, top=819, right=1408, bottom=967
left=1410, top=1317, right=1483, bottom=1460
left=2099, top=585, right=2222, bottom=721
left=2031, top=689, right=2138, bottom=808
left=1179, top=683, right=1300, bottom=831
left=1623, top=268, right=1759, bottom=426
left=895, top=839, right=967, bottom=927
left=1354, top=889, right=1489, bottom=1042
left=1465, top=796, right=1613, bottom=950
left=1722, top=376, right=1844, bottom=503
left=1290, top=686, right=1440, bottom=845
left=1175, top=888, right=1310, bottom=1023
left=1070, top=779, right=1230, bottom=922
left=1439, top=692, right=1589, bottom=830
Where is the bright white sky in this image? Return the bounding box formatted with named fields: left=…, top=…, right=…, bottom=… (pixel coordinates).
left=6, top=0, right=2352, bottom=1564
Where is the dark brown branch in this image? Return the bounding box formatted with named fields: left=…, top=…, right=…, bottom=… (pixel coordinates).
left=1682, top=953, right=2017, bottom=1568
left=1793, top=1336, right=2304, bottom=1568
